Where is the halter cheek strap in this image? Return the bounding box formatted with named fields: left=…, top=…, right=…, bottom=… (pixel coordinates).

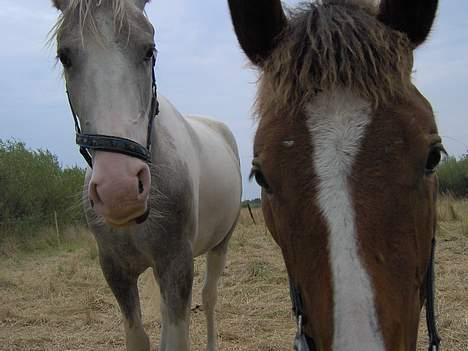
left=425, top=238, right=441, bottom=351
left=67, top=55, right=159, bottom=168
left=289, top=281, right=315, bottom=351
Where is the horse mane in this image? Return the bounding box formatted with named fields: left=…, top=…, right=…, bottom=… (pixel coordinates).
left=256, top=1, right=413, bottom=119
left=51, top=0, right=149, bottom=44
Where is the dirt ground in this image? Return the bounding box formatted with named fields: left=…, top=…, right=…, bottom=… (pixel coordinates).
left=0, top=200, right=466, bottom=351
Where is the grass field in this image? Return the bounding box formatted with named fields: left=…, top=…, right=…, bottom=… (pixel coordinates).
left=0, top=198, right=466, bottom=350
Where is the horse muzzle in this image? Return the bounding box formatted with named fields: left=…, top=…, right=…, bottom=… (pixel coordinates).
left=88, top=152, right=151, bottom=227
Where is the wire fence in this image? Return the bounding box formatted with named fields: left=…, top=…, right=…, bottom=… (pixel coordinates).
left=0, top=210, right=86, bottom=245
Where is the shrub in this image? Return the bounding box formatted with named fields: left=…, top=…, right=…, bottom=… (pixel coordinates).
left=242, top=198, right=261, bottom=208
left=0, top=140, right=86, bottom=243
left=437, top=154, right=468, bottom=198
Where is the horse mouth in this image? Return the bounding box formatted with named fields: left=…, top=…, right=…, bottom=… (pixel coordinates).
left=104, top=208, right=150, bottom=227
left=135, top=208, right=150, bottom=224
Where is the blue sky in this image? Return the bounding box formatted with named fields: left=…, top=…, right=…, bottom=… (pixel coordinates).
left=0, top=0, right=466, bottom=199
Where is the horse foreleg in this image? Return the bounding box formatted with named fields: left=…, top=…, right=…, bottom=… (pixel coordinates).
left=154, top=249, right=193, bottom=351
left=99, top=254, right=150, bottom=351
left=202, top=243, right=229, bottom=351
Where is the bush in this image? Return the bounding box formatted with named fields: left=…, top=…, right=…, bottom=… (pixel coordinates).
left=437, top=154, right=468, bottom=198
left=242, top=198, right=261, bottom=208
left=0, top=140, right=86, bottom=243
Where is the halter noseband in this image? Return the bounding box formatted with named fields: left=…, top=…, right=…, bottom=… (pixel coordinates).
left=66, top=55, right=159, bottom=168
left=289, top=239, right=441, bottom=351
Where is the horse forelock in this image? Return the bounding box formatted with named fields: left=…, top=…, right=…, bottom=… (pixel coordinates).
left=51, top=0, right=150, bottom=44
left=255, top=1, right=413, bottom=121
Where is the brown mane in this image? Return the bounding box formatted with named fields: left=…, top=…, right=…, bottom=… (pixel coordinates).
left=256, top=1, right=413, bottom=119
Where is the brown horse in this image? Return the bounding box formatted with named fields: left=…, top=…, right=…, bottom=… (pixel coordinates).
left=228, top=0, right=443, bottom=350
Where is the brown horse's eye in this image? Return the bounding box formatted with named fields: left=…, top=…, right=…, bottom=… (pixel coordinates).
left=57, top=50, right=72, bottom=68
left=250, top=168, right=272, bottom=193
left=425, top=144, right=445, bottom=174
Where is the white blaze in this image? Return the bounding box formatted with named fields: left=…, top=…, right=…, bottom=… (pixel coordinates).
left=306, top=90, right=385, bottom=351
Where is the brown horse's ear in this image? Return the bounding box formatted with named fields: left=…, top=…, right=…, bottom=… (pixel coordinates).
left=378, top=0, right=439, bottom=48
left=52, top=0, right=69, bottom=11
left=228, top=0, right=287, bottom=66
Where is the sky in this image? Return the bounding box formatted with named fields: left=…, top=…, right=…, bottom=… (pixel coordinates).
left=0, top=0, right=467, bottom=200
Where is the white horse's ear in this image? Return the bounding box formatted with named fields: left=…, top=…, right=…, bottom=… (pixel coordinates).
left=134, top=0, right=151, bottom=11
left=52, top=0, right=69, bottom=11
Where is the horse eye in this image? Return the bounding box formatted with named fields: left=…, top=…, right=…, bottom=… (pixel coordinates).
left=250, top=168, right=272, bottom=193
left=425, top=144, right=445, bottom=174
left=58, top=51, right=72, bottom=68
left=144, top=47, right=156, bottom=61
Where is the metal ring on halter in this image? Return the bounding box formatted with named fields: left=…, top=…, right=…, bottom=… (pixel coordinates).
left=294, top=314, right=310, bottom=351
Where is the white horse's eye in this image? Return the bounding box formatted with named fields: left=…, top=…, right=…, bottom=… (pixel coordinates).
left=144, top=47, right=156, bottom=61
left=58, top=49, right=72, bottom=68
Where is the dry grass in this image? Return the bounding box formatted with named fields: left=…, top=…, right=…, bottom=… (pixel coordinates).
left=0, top=198, right=466, bottom=350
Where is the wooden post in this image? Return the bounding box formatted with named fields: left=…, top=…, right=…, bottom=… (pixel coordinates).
left=247, top=203, right=257, bottom=225
left=54, top=211, right=61, bottom=247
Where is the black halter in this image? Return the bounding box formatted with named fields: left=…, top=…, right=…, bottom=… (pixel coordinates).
left=290, top=281, right=316, bottom=351
left=425, top=238, right=442, bottom=351
left=66, top=55, right=159, bottom=168
left=289, top=239, right=441, bottom=351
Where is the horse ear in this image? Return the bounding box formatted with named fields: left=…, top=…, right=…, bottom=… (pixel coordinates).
left=378, top=0, right=439, bottom=47
left=134, top=0, right=151, bottom=11
left=228, top=0, right=287, bottom=66
left=52, top=0, right=69, bottom=11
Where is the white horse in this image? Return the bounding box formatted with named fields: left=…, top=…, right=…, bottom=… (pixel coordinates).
left=51, top=1, right=242, bottom=350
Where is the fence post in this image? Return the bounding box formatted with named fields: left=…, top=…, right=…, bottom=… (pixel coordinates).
left=54, top=211, right=61, bottom=247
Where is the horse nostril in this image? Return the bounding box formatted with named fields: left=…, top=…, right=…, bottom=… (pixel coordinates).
left=89, top=182, right=102, bottom=208
left=138, top=179, right=144, bottom=194
left=137, top=165, right=150, bottom=196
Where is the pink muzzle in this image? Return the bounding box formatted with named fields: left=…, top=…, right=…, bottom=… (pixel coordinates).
left=88, top=152, right=151, bottom=226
